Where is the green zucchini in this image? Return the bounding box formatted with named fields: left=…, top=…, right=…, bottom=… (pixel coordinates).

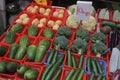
left=15, top=46, right=27, bottom=60
left=0, top=46, right=7, bottom=56
left=38, top=39, right=50, bottom=49
left=78, top=54, right=84, bottom=68
left=77, top=68, right=84, bottom=80
left=66, top=69, right=75, bottom=80
left=102, top=21, right=116, bottom=27
left=51, top=51, right=58, bottom=64
left=47, top=49, right=55, bottom=64
left=5, top=31, right=15, bottom=44
left=67, top=50, right=72, bottom=66
left=91, top=58, right=98, bottom=74
left=19, top=36, right=29, bottom=47
left=95, top=59, right=103, bottom=74
left=34, top=45, right=47, bottom=62
left=103, top=76, right=106, bottom=80
left=10, top=23, right=23, bottom=33
left=88, top=74, right=95, bottom=80
left=52, top=68, right=62, bottom=80
left=96, top=75, right=103, bottom=80
left=71, top=69, right=81, bottom=80
left=27, top=45, right=37, bottom=61
left=71, top=55, right=76, bottom=68
left=8, top=43, right=19, bottom=58
left=41, top=65, right=53, bottom=80
left=87, top=57, right=91, bottom=72
left=45, top=55, right=64, bottom=80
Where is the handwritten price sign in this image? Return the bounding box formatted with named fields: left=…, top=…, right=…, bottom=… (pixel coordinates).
left=75, top=1, right=92, bottom=20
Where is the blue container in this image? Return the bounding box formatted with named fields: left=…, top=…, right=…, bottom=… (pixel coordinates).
left=44, top=50, right=64, bottom=68
left=84, top=57, right=107, bottom=76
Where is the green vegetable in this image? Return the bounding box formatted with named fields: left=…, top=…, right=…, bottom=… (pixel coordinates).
left=77, top=68, right=84, bottom=80
left=6, top=62, right=19, bottom=74
left=78, top=54, right=84, bottom=68
left=86, top=57, right=91, bottom=72
left=17, top=65, right=29, bottom=75
left=19, top=36, right=29, bottom=47
left=88, top=74, right=95, bottom=80
left=76, top=29, right=90, bottom=41
left=24, top=69, right=39, bottom=80
left=91, top=32, right=106, bottom=43
left=103, top=76, right=106, bottom=80
left=71, top=69, right=81, bottom=80
left=71, top=38, right=88, bottom=54
left=41, top=65, right=53, bottom=80
left=35, top=45, right=47, bottom=62
left=92, top=42, right=109, bottom=57
left=91, top=58, right=98, bottom=74
left=38, top=39, right=50, bottom=49
left=28, top=25, right=38, bottom=36
left=45, top=55, right=64, bottom=80
left=9, top=43, right=19, bottom=58
left=54, top=36, right=68, bottom=50
left=66, top=69, right=75, bottom=80
left=102, top=21, right=116, bottom=27
left=0, top=61, right=7, bottom=73
left=57, top=26, right=72, bottom=39
left=47, top=49, right=55, bottom=64
left=15, top=46, right=27, bottom=60
left=10, top=23, right=23, bottom=33
left=5, top=31, right=15, bottom=44
left=27, top=45, right=37, bottom=61
left=51, top=51, right=58, bottom=64
left=52, top=68, right=62, bottom=80
left=0, top=46, right=7, bottom=56
left=67, top=50, right=72, bottom=66
left=96, top=75, right=103, bottom=80
left=95, top=59, right=103, bottom=74
left=71, top=55, right=76, bottom=68
left=43, top=28, right=53, bottom=38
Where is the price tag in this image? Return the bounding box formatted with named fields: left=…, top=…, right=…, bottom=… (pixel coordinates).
left=75, top=1, right=92, bottom=20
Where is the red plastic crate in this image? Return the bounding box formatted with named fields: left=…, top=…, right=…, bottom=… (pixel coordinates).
left=13, top=11, right=34, bottom=25
left=64, top=52, right=86, bottom=69
left=60, top=68, right=86, bottom=80
left=16, top=63, right=42, bottom=80
left=0, top=58, right=21, bottom=78
left=40, top=65, right=62, bottom=80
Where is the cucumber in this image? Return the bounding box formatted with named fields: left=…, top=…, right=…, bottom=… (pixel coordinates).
left=51, top=51, right=58, bottom=64
left=78, top=54, right=84, bottom=68
left=27, top=45, right=37, bottom=61
left=0, top=46, right=7, bottom=56
left=41, top=65, right=53, bottom=80
left=71, top=69, right=81, bottom=80
left=52, top=68, right=62, bottom=80
left=5, top=31, right=15, bottom=44
left=67, top=50, right=72, bottom=66
left=47, top=49, right=55, bottom=64
left=91, top=58, right=98, bottom=74
left=45, top=55, right=64, bottom=80
left=34, top=45, right=47, bottom=62
left=28, top=25, right=38, bottom=36
left=102, top=21, right=116, bottom=27
left=96, top=75, right=103, bottom=80
left=66, top=69, right=75, bottom=80
left=38, top=39, right=50, bottom=49
left=17, top=65, right=30, bottom=76
left=19, top=36, right=29, bottom=47
left=71, top=55, right=76, bottom=68
left=10, top=23, right=23, bottom=33
left=77, top=68, right=84, bottom=80
left=103, top=76, right=106, bottom=80
left=15, top=46, right=27, bottom=60
left=87, top=57, right=91, bottom=72
left=95, top=59, right=103, bottom=74
left=0, top=61, right=7, bottom=73
left=88, top=74, right=95, bottom=80
left=9, top=43, right=19, bottom=58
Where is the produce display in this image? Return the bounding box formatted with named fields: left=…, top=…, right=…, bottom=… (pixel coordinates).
left=0, top=1, right=118, bottom=80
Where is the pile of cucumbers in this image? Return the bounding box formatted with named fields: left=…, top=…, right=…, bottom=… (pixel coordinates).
left=67, top=50, right=84, bottom=68
left=86, top=57, right=105, bottom=75
left=17, top=64, right=39, bottom=80
left=87, top=74, right=106, bottom=80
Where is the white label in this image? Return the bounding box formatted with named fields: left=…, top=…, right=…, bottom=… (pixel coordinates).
left=75, top=1, right=92, bottom=20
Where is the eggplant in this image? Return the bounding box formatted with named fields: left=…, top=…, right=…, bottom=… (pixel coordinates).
left=112, top=69, right=120, bottom=80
